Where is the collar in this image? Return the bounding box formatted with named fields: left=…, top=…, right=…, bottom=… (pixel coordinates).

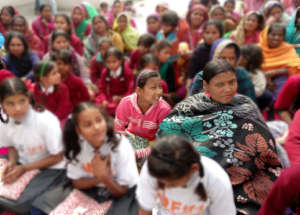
left=12, top=106, right=33, bottom=126
left=40, top=84, right=54, bottom=95
left=110, top=66, right=122, bottom=79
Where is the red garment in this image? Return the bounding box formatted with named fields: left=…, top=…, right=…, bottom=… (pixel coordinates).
left=285, top=110, right=300, bottom=165
left=0, top=70, right=14, bottom=84
left=0, top=22, right=5, bottom=35
left=62, top=73, right=90, bottom=109
left=44, top=33, right=83, bottom=56
left=33, top=83, right=72, bottom=121
left=94, top=62, right=134, bottom=115
left=90, top=54, right=105, bottom=85
left=25, top=31, right=45, bottom=59
left=274, top=74, right=300, bottom=112
left=129, top=49, right=142, bottom=70
left=32, top=16, right=54, bottom=40
left=258, top=165, right=300, bottom=215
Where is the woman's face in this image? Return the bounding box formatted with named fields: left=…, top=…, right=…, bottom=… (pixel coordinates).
left=12, top=18, right=26, bottom=34
left=77, top=107, right=107, bottom=149
left=190, top=9, right=205, bottom=28
left=52, top=35, right=69, bottom=50
left=267, top=27, right=284, bottom=49
left=41, top=6, right=52, bottom=20
left=218, top=47, right=236, bottom=67
left=147, top=18, right=160, bottom=34
left=0, top=9, right=13, bottom=25
left=118, top=16, right=127, bottom=32
left=54, top=16, right=69, bottom=32
left=9, top=37, right=25, bottom=58
left=211, top=8, right=225, bottom=21
left=244, top=14, right=259, bottom=32
left=2, top=93, right=30, bottom=121
left=203, top=25, right=221, bottom=45
left=72, top=7, right=84, bottom=25
left=93, top=18, right=107, bottom=35
left=269, top=6, right=283, bottom=21
left=203, top=71, right=237, bottom=104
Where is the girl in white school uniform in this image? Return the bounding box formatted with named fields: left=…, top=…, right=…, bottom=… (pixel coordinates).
left=62, top=102, right=139, bottom=215
left=0, top=77, right=66, bottom=214
left=136, top=135, right=237, bottom=215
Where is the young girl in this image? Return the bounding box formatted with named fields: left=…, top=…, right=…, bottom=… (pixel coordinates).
left=239, top=44, right=273, bottom=111
left=147, top=14, right=160, bottom=37
left=99, top=2, right=109, bottom=18
left=44, top=14, right=83, bottom=55
left=71, top=4, right=92, bottom=41
left=2, top=31, right=40, bottom=79
left=115, top=70, right=171, bottom=151
left=136, top=135, right=236, bottom=215
left=95, top=47, right=134, bottom=115
left=44, top=30, right=91, bottom=84
left=0, top=77, right=66, bottom=214
left=113, top=13, right=139, bottom=53
left=209, top=5, right=225, bottom=22
left=264, top=1, right=290, bottom=27
left=224, top=0, right=240, bottom=24
left=33, top=60, right=72, bottom=122
left=52, top=49, right=90, bottom=110
left=90, top=37, right=113, bottom=85
left=188, top=20, right=224, bottom=90
left=0, top=6, right=18, bottom=35
left=11, top=15, right=45, bottom=59
left=63, top=102, right=139, bottom=214
left=32, top=4, right=54, bottom=40
left=129, top=33, right=156, bottom=72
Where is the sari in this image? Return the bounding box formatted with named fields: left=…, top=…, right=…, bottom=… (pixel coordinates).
left=157, top=93, right=282, bottom=215
left=72, top=5, right=91, bottom=41
left=286, top=7, right=300, bottom=56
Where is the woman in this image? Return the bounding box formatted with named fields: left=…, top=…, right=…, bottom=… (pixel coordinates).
left=11, top=15, right=45, bottom=59
left=263, top=1, right=290, bottom=27
left=1, top=32, right=39, bottom=79
left=286, top=7, right=300, bottom=56
left=158, top=59, right=282, bottom=215
left=230, top=11, right=264, bottom=46
left=258, top=23, right=300, bottom=100
left=84, top=15, right=124, bottom=63
left=0, top=6, right=18, bottom=35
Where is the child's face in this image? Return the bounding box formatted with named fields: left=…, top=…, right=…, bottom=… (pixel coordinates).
left=137, top=76, right=163, bottom=106
left=101, top=5, right=108, bottom=12
left=93, top=18, right=107, bottom=34
left=2, top=93, right=30, bottom=121
left=9, top=37, right=25, bottom=58
left=297, top=17, right=300, bottom=26
left=77, top=107, right=107, bottom=149
left=267, top=27, right=284, bottom=49
left=203, top=25, right=220, bottom=45
left=118, top=16, right=128, bottom=32
left=157, top=6, right=168, bottom=15
left=12, top=18, right=26, bottom=34
left=147, top=18, right=160, bottom=34
left=144, top=63, right=159, bottom=71
left=41, top=6, right=52, bottom=20
left=224, top=2, right=235, bottom=14
left=0, top=9, right=12, bottom=25
left=162, top=24, right=174, bottom=35
left=138, top=45, right=149, bottom=55
left=72, top=8, right=84, bottom=25
left=212, top=8, right=225, bottom=21
left=106, top=56, right=122, bottom=71
left=218, top=47, right=236, bottom=67
left=113, top=2, right=123, bottom=16
left=157, top=47, right=171, bottom=63
left=41, top=67, right=61, bottom=86
left=269, top=6, right=283, bottom=21
left=244, top=14, right=259, bottom=32
left=54, top=16, right=69, bottom=32
left=99, top=42, right=112, bottom=57
left=53, top=35, right=69, bottom=50
left=190, top=9, right=205, bottom=27
left=237, top=56, right=248, bottom=68
left=56, top=60, right=71, bottom=78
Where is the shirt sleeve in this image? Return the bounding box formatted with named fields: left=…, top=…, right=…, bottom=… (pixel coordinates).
left=136, top=162, right=158, bottom=211
left=114, top=98, right=130, bottom=135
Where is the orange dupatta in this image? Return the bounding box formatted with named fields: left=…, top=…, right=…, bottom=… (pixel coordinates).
left=258, top=28, right=300, bottom=76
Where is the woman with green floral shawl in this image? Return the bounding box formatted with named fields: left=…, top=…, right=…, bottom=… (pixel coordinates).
left=113, top=13, right=139, bottom=52
left=158, top=59, right=282, bottom=215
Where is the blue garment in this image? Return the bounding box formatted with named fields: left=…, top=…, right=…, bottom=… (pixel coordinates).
left=0, top=33, right=4, bottom=48
left=286, top=9, right=300, bottom=56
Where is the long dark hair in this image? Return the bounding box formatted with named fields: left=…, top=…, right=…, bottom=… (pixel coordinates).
left=54, top=14, right=73, bottom=37
left=104, top=47, right=125, bottom=83
left=64, top=102, right=119, bottom=161
left=148, top=135, right=207, bottom=201
left=4, top=31, right=29, bottom=55
left=240, top=44, right=263, bottom=73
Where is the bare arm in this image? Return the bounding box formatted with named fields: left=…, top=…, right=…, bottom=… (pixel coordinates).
left=278, top=110, right=293, bottom=125
left=72, top=177, right=101, bottom=190
left=138, top=208, right=152, bottom=215
left=22, top=152, right=64, bottom=171
left=265, top=68, right=288, bottom=78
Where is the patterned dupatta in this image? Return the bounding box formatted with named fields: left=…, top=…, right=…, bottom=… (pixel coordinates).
left=157, top=93, right=281, bottom=215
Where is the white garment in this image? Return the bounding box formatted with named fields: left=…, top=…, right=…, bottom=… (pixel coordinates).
left=41, top=84, right=55, bottom=95
left=136, top=157, right=236, bottom=215
left=250, top=69, right=266, bottom=97
left=110, top=66, right=122, bottom=79
left=67, top=135, right=139, bottom=188
left=0, top=107, right=65, bottom=169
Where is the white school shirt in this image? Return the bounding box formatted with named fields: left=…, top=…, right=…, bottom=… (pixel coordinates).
left=136, top=156, right=236, bottom=215
left=0, top=107, right=65, bottom=169
left=67, top=135, right=139, bottom=188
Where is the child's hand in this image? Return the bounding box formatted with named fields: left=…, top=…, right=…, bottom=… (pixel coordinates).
left=2, top=165, right=26, bottom=184
left=102, top=100, right=108, bottom=108
left=112, top=96, right=121, bottom=104
left=266, top=16, right=276, bottom=26
left=1, top=162, right=15, bottom=180
left=92, top=153, right=110, bottom=180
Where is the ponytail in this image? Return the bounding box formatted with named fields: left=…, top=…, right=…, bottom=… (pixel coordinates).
left=63, top=117, right=81, bottom=161
left=195, top=160, right=207, bottom=201
left=0, top=109, right=9, bottom=123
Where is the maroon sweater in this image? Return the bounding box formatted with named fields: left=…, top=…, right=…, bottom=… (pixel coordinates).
left=33, top=83, right=72, bottom=121
left=63, top=73, right=90, bottom=109
left=129, top=49, right=142, bottom=70
left=90, top=54, right=105, bottom=85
